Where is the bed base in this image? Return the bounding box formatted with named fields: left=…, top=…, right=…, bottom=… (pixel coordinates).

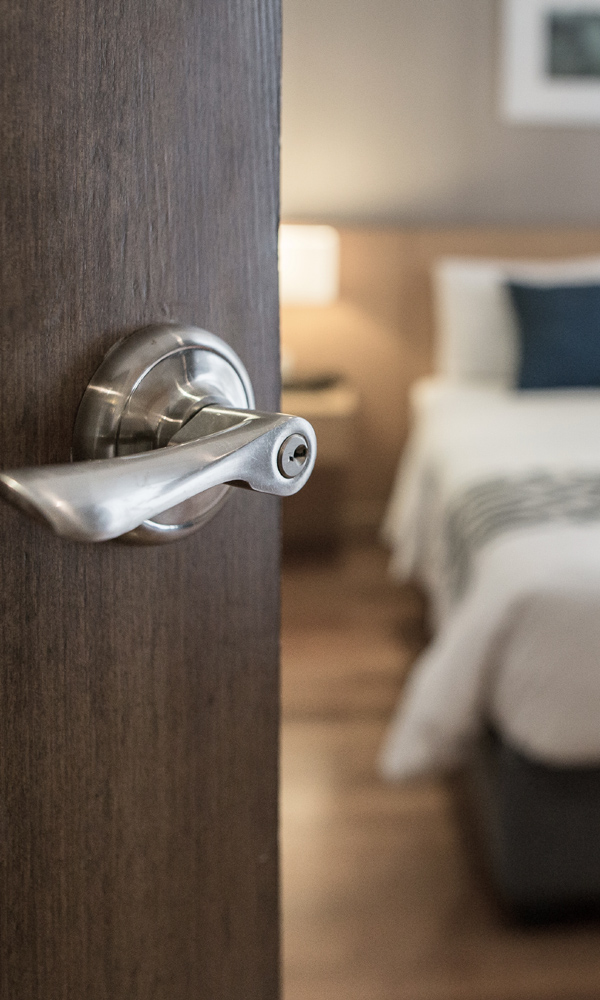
left=463, top=727, right=600, bottom=921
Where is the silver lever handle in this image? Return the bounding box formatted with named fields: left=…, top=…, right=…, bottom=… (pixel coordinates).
left=0, top=325, right=318, bottom=545
left=0, top=406, right=316, bottom=543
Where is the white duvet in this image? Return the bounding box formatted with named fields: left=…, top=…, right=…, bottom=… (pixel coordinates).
left=380, top=378, right=600, bottom=777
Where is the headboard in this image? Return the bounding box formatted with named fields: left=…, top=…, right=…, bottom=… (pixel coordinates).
left=280, top=227, right=600, bottom=533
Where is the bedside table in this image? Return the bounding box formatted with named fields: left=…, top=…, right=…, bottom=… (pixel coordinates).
left=281, top=379, right=359, bottom=553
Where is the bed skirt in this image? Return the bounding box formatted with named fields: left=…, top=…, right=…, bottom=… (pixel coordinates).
left=462, top=726, right=600, bottom=920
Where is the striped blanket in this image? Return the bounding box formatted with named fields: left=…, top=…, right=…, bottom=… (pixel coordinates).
left=445, top=473, right=600, bottom=598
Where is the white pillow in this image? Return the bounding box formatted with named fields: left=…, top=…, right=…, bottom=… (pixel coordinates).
left=433, top=256, right=600, bottom=385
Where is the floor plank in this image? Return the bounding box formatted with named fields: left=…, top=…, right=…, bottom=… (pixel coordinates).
left=281, top=544, right=600, bottom=1000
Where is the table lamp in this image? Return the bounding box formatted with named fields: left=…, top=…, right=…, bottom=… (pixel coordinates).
left=279, top=224, right=340, bottom=306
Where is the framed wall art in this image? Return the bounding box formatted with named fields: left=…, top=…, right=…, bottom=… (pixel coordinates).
left=502, top=0, right=600, bottom=124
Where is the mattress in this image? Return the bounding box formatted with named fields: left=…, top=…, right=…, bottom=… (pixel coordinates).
left=380, top=378, right=600, bottom=777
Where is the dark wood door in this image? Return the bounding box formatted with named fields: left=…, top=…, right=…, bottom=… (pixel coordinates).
left=0, top=2, right=281, bottom=997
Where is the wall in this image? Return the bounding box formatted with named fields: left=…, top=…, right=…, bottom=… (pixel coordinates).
left=281, top=2, right=600, bottom=533
left=281, top=0, right=600, bottom=225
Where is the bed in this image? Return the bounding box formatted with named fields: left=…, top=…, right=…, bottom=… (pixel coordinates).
left=380, top=254, right=600, bottom=915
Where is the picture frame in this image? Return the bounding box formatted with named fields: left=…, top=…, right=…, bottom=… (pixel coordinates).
left=501, top=0, right=600, bottom=124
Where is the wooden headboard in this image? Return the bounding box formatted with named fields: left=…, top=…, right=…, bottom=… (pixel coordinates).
left=280, top=227, right=600, bottom=533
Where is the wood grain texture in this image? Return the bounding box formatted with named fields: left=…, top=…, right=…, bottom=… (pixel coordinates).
left=0, top=2, right=281, bottom=997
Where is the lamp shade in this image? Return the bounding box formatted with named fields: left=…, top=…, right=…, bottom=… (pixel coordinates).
left=279, top=225, right=340, bottom=306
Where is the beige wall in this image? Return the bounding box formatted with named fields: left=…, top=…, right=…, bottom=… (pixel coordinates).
left=281, top=3, right=600, bottom=532
left=281, top=229, right=600, bottom=532
left=282, top=0, right=600, bottom=225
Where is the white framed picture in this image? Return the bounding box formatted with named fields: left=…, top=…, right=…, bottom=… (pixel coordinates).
left=502, top=0, right=600, bottom=124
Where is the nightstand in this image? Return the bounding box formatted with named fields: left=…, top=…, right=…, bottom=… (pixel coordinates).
left=281, top=378, right=359, bottom=553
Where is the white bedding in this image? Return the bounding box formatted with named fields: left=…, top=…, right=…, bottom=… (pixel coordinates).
left=380, top=379, right=600, bottom=777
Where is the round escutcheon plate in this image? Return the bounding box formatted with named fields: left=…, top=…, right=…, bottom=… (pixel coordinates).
left=72, top=324, right=255, bottom=543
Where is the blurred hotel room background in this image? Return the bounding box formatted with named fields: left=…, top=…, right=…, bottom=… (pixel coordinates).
left=279, top=2, right=600, bottom=999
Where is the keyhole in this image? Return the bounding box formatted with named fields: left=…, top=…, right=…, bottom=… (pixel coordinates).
left=278, top=434, right=310, bottom=478
left=291, top=443, right=307, bottom=466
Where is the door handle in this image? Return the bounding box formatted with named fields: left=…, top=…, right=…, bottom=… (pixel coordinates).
left=0, top=325, right=317, bottom=544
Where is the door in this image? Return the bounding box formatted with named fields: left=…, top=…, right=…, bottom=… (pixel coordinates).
left=0, top=2, right=281, bottom=997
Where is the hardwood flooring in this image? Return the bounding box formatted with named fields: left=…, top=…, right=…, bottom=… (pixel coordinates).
left=281, top=543, right=600, bottom=1000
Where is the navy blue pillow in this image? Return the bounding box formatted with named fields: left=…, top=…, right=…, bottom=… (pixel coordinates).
left=508, top=282, right=600, bottom=389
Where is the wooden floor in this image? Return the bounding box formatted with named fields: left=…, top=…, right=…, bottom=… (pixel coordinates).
left=281, top=543, right=600, bottom=1000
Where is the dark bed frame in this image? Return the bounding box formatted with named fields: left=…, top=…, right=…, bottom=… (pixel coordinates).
left=461, top=726, right=600, bottom=921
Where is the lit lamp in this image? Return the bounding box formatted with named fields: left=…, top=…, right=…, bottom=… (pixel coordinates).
left=278, top=224, right=340, bottom=306
left=278, top=226, right=357, bottom=554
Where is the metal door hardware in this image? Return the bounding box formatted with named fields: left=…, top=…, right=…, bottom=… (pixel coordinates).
left=0, top=325, right=317, bottom=544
